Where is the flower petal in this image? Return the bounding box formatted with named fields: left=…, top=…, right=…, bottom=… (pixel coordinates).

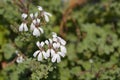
left=40, top=41, right=45, bottom=47
left=49, top=39, right=53, bottom=44
left=56, top=42, right=60, bottom=48
left=19, top=23, right=24, bottom=31
left=58, top=37, right=66, bottom=45
left=53, top=37, right=57, bottom=42
left=58, top=52, right=65, bottom=57
left=36, top=41, right=40, bottom=47
left=16, top=56, right=24, bottom=63
left=60, top=45, right=67, bottom=53
left=30, top=13, right=34, bottom=19
left=37, top=18, right=40, bottom=24
left=50, top=49, right=55, bottom=57
left=35, top=12, right=38, bottom=18
left=30, top=23, right=35, bottom=31
left=45, top=40, right=49, bottom=45
left=56, top=54, right=61, bottom=63
left=53, top=43, right=57, bottom=49
left=51, top=55, right=57, bottom=63
left=23, top=23, right=28, bottom=31
left=44, top=14, right=49, bottom=22
left=42, top=51, right=47, bottom=59
left=44, top=12, right=52, bottom=17
left=21, top=13, right=28, bottom=19
left=33, top=19, right=37, bottom=24
left=46, top=49, right=50, bottom=57
left=33, top=28, right=40, bottom=37
left=38, top=27, right=44, bottom=34
left=33, top=50, right=40, bottom=57
left=38, top=52, right=42, bottom=61
left=38, top=6, right=43, bottom=11
left=52, top=32, right=57, bottom=38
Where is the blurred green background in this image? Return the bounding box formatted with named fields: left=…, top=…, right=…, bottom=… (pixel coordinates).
left=0, top=0, right=120, bottom=80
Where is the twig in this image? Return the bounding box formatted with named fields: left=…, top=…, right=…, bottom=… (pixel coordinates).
left=60, top=0, right=87, bottom=38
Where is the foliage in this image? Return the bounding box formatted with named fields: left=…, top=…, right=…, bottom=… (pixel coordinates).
left=0, top=0, right=120, bottom=80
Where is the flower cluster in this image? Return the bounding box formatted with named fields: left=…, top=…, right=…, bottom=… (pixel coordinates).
left=33, top=32, right=67, bottom=63
left=18, top=6, right=67, bottom=63
left=19, top=6, right=52, bottom=37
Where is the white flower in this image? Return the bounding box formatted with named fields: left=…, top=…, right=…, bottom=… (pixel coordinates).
left=37, top=6, right=52, bottom=22
left=30, top=18, right=40, bottom=31
left=30, top=15, right=44, bottom=37
left=52, top=32, right=66, bottom=45
left=33, top=41, right=48, bottom=61
left=50, top=32, right=67, bottom=63
left=16, top=56, right=24, bottom=63
left=30, top=12, right=38, bottom=19
left=33, top=27, right=44, bottom=37
left=51, top=44, right=66, bottom=63
left=45, top=39, right=54, bottom=57
left=52, top=32, right=57, bottom=37
left=30, top=13, right=40, bottom=31
left=33, top=19, right=40, bottom=24
left=21, top=13, right=28, bottom=19
left=58, top=37, right=66, bottom=45
left=19, top=23, right=28, bottom=31
left=36, top=41, right=44, bottom=47
left=43, top=12, right=52, bottom=22
left=38, top=6, right=43, bottom=11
